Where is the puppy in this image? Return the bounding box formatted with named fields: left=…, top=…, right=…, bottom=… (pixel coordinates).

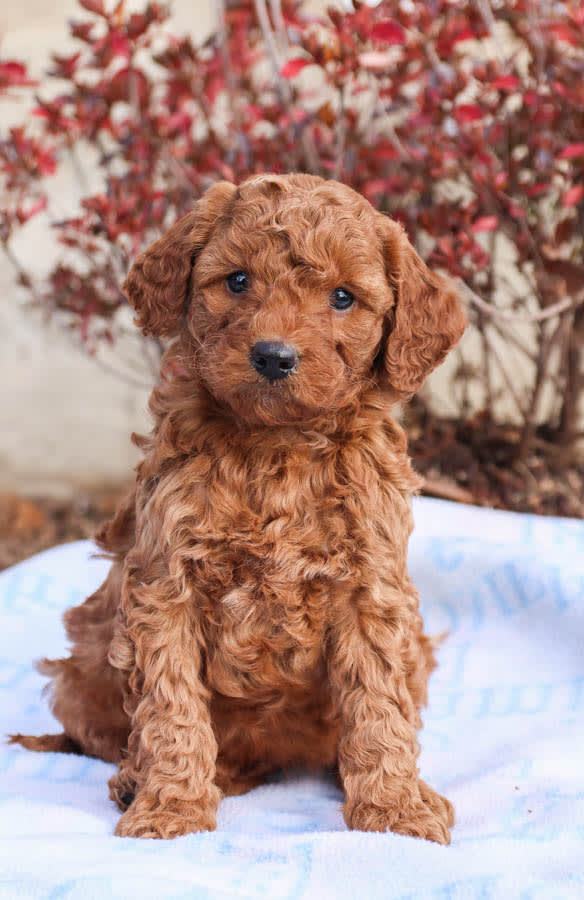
left=13, top=174, right=465, bottom=841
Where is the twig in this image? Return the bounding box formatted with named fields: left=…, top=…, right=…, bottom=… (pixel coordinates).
left=66, top=142, right=90, bottom=194
left=1, top=242, right=43, bottom=305
left=458, top=279, right=584, bottom=323
left=216, top=0, right=245, bottom=167
left=473, top=0, right=505, bottom=64
left=254, top=0, right=288, bottom=99
left=487, top=316, right=538, bottom=363
left=422, top=476, right=475, bottom=505
left=92, top=351, right=153, bottom=390
left=482, top=326, right=529, bottom=419
left=269, top=0, right=287, bottom=51
left=479, top=312, right=494, bottom=411
left=253, top=0, right=321, bottom=173
left=333, top=87, right=346, bottom=181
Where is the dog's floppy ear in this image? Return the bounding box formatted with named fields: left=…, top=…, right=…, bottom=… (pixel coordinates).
left=377, top=216, right=466, bottom=399
left=122, top=180, right=237, bottom=337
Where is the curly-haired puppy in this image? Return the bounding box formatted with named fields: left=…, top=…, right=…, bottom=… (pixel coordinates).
left=13, top=174, right=465, bottom=841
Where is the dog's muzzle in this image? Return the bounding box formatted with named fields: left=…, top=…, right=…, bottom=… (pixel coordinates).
left=250, top=341, right=299, bottom=381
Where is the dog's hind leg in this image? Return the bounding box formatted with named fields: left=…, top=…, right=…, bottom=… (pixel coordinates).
left=10, top=561, right=130, bottom=764
left=214, top=761, right=273, bottom=797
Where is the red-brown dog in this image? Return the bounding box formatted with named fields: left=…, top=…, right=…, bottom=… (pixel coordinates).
left=13, top=174, right=465, bottom=841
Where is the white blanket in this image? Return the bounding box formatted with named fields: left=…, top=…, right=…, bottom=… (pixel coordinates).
left=1, top=497, right=583, bottom=899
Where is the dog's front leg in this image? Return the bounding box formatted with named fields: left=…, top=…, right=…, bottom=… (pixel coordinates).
left=108, top=572, right=220, bottom=839
left=328, top=587, right=453, bottom=844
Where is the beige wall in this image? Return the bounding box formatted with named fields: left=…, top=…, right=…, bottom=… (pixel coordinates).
left=1, top=2, right=217, bottom=496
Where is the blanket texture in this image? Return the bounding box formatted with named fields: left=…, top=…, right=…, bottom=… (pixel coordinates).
left=1, top=497, right=582, bottom=899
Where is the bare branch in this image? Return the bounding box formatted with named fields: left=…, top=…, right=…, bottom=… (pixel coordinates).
left=473, top=0, right=505, bottom=64
left=482, top=327, right=529, bottom=419
left=216, top=0, right=245, bottom=166
left=458, top=279, right=584, bottom=323
left=253, top=0, right=321, bottom=174
left=1, top=242, right=43, bottom=305
left=517, top=316, right=568, bottom=460
left=270, top=0, right=287, bottom=51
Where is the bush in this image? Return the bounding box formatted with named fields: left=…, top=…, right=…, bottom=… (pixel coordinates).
left=1, top=0, right=583, bottom=462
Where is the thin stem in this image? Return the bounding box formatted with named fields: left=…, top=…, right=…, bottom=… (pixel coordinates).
left=1, top=242, right=43, bottom=305
left=473, top=0, right=505, bottom=64
left=517, top=316, right=566, bottom=460
left=333, top=86, right=346, bottom=181
left=458, top=279, right=584, bottom=323
left=270, top=0, right=287, bottom=51
left=253, top=0, right=321, bottom=173
left=483, top=327, right=529, bottom=420
left=217, top=0, right=244, bottom=167
left=92, top=352, right=153, bottom=389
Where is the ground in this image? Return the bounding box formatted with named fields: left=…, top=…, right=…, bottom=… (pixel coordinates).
left=1, top=400, right=582, bottom=572
left=406, top=402, right=583, bottom=519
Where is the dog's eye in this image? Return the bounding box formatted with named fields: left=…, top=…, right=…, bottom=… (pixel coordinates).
left=330, top=287, right=355, bottom=310
left=226, top=271, right=250, bottom=294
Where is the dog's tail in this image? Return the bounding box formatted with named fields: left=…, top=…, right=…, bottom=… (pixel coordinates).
left=8, top=732, right=82, bottom=754
left=430, top=630, right=450, bottom=649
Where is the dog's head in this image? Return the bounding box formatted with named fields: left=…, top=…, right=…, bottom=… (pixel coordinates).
left=123, top=174, right=465, bottom=425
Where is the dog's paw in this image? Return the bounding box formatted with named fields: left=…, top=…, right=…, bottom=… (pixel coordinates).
left=418, top=778, right=455, bottom=829
left=345, top=780, right=453, bottom=845
left=108, top=771, right=137, bottom=812
left=115, top=801, right=216, bottom=839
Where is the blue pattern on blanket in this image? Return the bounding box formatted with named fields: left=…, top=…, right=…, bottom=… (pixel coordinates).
left=0, top=498, right=582, bottom=899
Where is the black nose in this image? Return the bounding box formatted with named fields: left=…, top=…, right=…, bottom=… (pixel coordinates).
left=250, top=341, right=299, bottom=381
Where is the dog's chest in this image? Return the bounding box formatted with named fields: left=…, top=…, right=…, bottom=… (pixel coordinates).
left=183, top=447, right=354, bottom=696
left=183, top=443, right=356, bottom=587
left=206, top=575, right=329, bottom=700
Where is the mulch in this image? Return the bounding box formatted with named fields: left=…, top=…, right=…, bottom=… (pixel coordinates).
left=405, top=402, right=583, bottom=519
left=1, top=403, right=582, bottom=572
left=0, top=486, right=128, bottom=573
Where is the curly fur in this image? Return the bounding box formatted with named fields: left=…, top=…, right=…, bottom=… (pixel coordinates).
left=11, top=174, right=465, bottom=842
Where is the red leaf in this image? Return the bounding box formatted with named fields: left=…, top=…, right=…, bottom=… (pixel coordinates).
left=363, top=179, right=388, bottom=198
left=558, top=143, right=584, bottom=160
left=370, top=21, right=406, bottom=45
left=471, top=215, right=498, bottom=233
left=78, top=0, right=106, bottom=15
left=549, top=24, right=579, bottom=46
left=525, top=183, right=550, bottom=198
left=562, top=185, right=584, bottom=207
left=70, top=21, right=95, bottom=42
left=373, top=143, right=400, bottom=161
left=508, top=203, right=526, bottom=219
left=491, top=75, right=520, bottom=91
left=109, top=31, right=131, bottom=60
left=0, top=60, right=36, bottom=88
left=452, top=27, right=476, bottom=44
left=280, top=58, right=311, bottom=78
left=49, top=52, right=82, bottom=79
left=0, top=61, right=26, bottom=79
left=436, top=236, right=455, bottom=259
left=105, top=68, right=149, bottom=106
left=454, top=104, right=483, bottom=124
left=24, top=196, right=48, bottom=219
left=37, top=149, right=57, bottom=175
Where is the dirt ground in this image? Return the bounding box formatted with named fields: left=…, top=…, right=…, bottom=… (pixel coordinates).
left=1, top=400, right=581, bottom=572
